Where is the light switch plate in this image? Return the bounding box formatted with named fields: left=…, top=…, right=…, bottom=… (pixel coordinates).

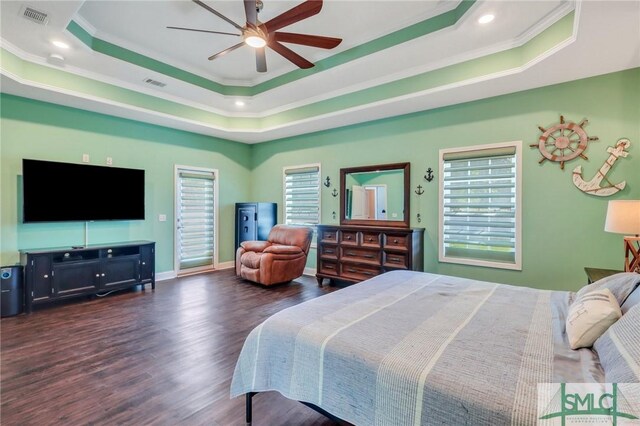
left=158, top=214, right=167, bottom=222
left=82, top=154, right=90, bottom=163
left=106, top=157, right=113, bottom=166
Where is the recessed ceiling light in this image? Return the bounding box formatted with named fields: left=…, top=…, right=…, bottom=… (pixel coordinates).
left=51, top=40, right=70, bottom=49
left=235, top=100, right=246, bottom=107
left=478, top=14, right=495, bottom=24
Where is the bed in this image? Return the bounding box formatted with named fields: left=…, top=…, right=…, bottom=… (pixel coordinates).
left=230, top=270, right=640, bottom=425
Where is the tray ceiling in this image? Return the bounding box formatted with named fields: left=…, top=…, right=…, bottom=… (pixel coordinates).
left=1, top=1, right=639, bottom=143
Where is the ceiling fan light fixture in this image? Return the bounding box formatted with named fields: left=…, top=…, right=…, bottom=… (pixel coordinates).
left=245, top=35, right=267, bottom=48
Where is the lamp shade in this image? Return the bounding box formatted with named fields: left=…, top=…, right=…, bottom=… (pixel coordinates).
left=604, top=200, right=640, bottom=235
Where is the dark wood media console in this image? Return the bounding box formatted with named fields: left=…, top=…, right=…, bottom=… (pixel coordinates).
left=20, top=240, right=155, bottom=313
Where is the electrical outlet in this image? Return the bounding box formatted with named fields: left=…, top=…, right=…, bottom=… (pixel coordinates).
left=82, top=154, right=90, bottom=163
left=158, top=214, right=167, bottom=222
left=106, top=157, right=113, bottom=166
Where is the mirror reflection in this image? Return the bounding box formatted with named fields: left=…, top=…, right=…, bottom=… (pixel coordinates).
left=344, top=169, right=405, bottom=221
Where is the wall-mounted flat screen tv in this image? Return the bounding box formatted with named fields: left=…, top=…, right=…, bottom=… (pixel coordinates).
left=23, top=159, right=145, bottom=223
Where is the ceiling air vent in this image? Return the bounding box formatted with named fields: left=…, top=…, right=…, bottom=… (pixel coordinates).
left=143, top=78, right=167, bottom=88
left=20, top=6, right=49, bottom=25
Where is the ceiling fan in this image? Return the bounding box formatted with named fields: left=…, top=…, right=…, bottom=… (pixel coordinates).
left=168, top=0, right=342, bottom=73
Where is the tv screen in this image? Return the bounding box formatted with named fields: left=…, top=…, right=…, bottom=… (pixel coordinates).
left=23, top=159, right=145, bottom=223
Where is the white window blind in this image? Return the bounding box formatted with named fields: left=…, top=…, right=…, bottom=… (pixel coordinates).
left=284, top=165, right=320, bottom=226
left=440, top=143, right=521, bottom=268
left=178, top=171, right=215, bottom=270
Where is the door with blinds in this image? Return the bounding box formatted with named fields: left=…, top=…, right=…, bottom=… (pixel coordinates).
left=175, top=167, right=218, bottom=274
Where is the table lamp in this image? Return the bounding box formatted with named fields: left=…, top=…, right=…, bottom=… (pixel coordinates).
left=605, top=200, right=640, bottom=272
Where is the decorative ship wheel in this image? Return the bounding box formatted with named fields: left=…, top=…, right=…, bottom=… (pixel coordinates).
left=530, top=115, right=599, bottom=169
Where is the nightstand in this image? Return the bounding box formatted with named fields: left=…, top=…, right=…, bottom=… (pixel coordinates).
left=584, top=267, right=623, bottom=284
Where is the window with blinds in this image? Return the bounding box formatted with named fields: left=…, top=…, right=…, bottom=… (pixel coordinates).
left=177, top=169, right=216, bottom=271
left=283, top=164, right=321, bottom=227
left=439, top=142, right=522, bottom=270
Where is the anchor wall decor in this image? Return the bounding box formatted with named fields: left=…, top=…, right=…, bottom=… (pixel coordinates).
left=572, top=138, right=631, bottom=197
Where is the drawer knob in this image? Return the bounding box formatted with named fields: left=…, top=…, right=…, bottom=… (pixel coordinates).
left=346, top=236, right=352, bottom=240
left=101, top=273, right=105, bottom=277
left=96, top=274, right=100, bottom=277
left=43, top=274, right=49, bottom=278
left=393, top=239, right=398, bottom=243
left=368, top=238, right=373, bottom=242
left=142, top=262, right=146, bottom=265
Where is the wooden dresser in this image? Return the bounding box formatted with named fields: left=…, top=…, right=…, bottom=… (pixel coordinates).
left=316, top=225, right=424, bottom=286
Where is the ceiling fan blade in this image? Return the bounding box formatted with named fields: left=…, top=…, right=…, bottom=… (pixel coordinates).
left=208, top=42, right=245, bottom=61
left=269, top=41, right=314, bottom=69
left=274, top=32, right=341, bottom=49
left=166, top=26, right=240, bottom=37
left=263, top=0, right=323, bottom=33
left=244, top=0, right=257, bottom=27
left=256, top=47, right=267, bottom=72
left=192, top=0, right=243, bottom=31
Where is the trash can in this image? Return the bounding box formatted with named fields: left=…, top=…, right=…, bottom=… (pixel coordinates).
left=1, top=265, right=23, bottom=317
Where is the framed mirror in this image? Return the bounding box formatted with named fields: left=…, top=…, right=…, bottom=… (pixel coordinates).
left=340, top=162, right=410, bottom=228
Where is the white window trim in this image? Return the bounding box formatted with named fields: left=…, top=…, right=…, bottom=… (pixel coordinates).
left=438, top=141, right=522, bottom=271
left=283, top=163, right=321, bottom=249
left=174, top=165, right=220, bottom=276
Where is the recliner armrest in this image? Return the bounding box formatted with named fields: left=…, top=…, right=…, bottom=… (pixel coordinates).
left=240, top=241, right=271, bottom=252
left=263, top=245, right=303, bottom=255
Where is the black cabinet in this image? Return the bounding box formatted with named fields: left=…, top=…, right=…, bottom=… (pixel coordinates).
left=21, top=241, right=155, bottom=313
left=235, top=203, right=277, bottom=250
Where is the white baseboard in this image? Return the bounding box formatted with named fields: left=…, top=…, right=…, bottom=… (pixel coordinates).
left=156, top=271, right=177, bottom=281
left=303, top=267, right=317, bottom=277
left=216, top=261, right=235, bottom=270
left=156, top=261, right=234, bottom=282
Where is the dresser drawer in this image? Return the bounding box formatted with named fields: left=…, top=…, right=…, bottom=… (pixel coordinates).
left=384, top=233, right=409, bottom=250
left=319, top=260, right=339, bottom=276
left=321, top=229, right=338, bottom=244
left=384, top=252, right=408, bottom=269
left=341, top=263, right=380, bottom=281
left=361, top=231, right=381, bottom=248
left=319, top=244, right=338, bottom=260
left=339, top=230, right=358, bottom=246
left=341, top=247, right=380, bottom=265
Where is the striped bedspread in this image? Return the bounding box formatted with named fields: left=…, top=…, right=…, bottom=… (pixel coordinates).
left=230, top=271, right=603, bottom=425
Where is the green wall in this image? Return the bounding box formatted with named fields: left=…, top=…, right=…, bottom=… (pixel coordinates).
left=0, top=95, right=251, bottom=272
left=1, top=69, right=638, bottom=290
left=251, top=68, right=640, bottom=291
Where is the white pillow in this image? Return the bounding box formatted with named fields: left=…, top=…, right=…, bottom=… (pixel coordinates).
left=566, top=289, right=622, bottom=350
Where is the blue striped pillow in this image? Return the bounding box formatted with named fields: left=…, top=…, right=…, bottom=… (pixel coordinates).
left=593, top=305, right=640, bottom=383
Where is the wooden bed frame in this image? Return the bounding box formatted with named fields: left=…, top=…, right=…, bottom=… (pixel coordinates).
left=245, top=392, right=351, bottom=425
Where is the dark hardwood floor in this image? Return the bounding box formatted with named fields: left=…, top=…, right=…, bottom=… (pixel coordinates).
left=1, top=270, right=343, bottom=425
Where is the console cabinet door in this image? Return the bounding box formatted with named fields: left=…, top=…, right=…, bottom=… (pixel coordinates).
left=102, top=256, right=140, bottom=289
left=139, top=245, right=154, bottom=283
left=52, top=261, right=101, bottom=297
left=31, top=255, right=53, bottom=301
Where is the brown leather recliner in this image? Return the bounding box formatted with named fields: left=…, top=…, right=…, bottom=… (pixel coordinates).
left=236, top=225, right=313, bottom=286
